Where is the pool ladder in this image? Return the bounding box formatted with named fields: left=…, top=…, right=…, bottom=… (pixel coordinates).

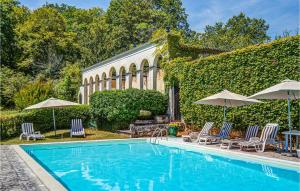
left=150, top=127, right=168, bottom=144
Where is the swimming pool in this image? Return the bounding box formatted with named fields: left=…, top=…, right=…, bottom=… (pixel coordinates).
left=22, top=139, right=299, bottom=191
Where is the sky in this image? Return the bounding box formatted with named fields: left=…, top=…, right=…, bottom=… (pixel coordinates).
left=19, top=0, right=299, bottom=38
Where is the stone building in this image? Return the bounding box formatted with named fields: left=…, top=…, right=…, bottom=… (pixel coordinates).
left=79, top=35, right=223, bottom=120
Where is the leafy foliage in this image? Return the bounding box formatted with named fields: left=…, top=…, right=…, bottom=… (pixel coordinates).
left=55, top=63, right=82, bottom=101
left=90, top=89, right=168, bottom=130
left=195, top=13, right=270, bottom=50
left=14, top=80, right=55, bottom=109
left=0, top=0, right=29, bottom=68
left=164, top=36, right=300, bottom=131
left=16, top=7, right=81, bottom=78
left=0, top=67, right=31, bottom=108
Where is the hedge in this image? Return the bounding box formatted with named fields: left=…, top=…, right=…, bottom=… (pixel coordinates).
left=0, top=105, right=90, bottom=140
left=90, top=89, right=168, bottom=130
left=165, top=35, right=300, bottom=131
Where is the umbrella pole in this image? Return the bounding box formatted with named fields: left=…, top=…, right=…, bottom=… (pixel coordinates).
left=288, top=91, right=292, bottom=153
left=52, top=108, right=56, bottom=136
left=224, top=100, right=227, bottom=122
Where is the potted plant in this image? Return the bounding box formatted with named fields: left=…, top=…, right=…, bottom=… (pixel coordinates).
left=168, top=122, right=180, bottom=137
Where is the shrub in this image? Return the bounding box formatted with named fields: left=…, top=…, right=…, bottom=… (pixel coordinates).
left=0, top=105, right=90, bottom=140
left=14, top=80, right=54, bottom=109
left=164, top=35, right=300, bottom=131
left=90, top=89, right=168, bottom=130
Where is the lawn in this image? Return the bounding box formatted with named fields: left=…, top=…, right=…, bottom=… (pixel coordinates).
left=1, top=128, right=129, bottom=145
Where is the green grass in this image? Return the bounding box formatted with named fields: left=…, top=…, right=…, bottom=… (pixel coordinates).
left=0, top=128, right=129, bottom=145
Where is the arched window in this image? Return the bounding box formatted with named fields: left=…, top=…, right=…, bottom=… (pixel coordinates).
left=141, top=59, right=149, bottom=90
left=155, top=56, right=164, bottom=92
left=84, top=78, right=88, bottom=104
left=129, top=63, right=137, bottom=89
left=101, top=73, right=107, bottom=90
left=89, top=77, right=94, bottom=99
left=95, top=75, right=100, bottom=91
left=119, top=67, right=126, bottom=90
left=109, top=67, right=117, bottom=90
left=78, top=93, right=82, bottom=104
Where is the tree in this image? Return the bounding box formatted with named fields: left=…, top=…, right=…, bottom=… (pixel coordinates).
left=55, top=63, right=81, bottom=101
left=16, top=7, right=81, bottom=78
left=0, top=67, right=31, bottom=108
left=105, top=0, right=190, bottom=57
left=198, top=13, right=270, bottom=50
left=14, top=79, right=54, bottom=109
left=0, top=0, right=29, bottom=68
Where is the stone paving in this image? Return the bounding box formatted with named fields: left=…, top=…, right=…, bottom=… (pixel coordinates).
left=0, top=145, right=48, bottom=191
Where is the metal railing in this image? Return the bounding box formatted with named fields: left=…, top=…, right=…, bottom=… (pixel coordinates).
left=150, top=126, right=168, bottom=144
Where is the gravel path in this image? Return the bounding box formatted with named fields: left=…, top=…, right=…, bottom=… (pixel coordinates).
left=0, top=145, right=48, bottom=191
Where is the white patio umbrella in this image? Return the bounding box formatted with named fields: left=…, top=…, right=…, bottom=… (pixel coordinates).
left=249, top=79, right=300, bottom=152
left=194, top=89, right=261, bottom=122
left=25, top=98, right=79, bottom=136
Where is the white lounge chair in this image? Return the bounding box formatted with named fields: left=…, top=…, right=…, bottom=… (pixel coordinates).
left=198, top=122, right=233, bottom=144
left=19, top=123, right=45, bottom=141
left=239, top=123, right=279, bottom=152
left=70, top=119, right=85, bottom=137
left=182, top=122, right=214, bottom=142
left=220, top=125, right=259, bottom=149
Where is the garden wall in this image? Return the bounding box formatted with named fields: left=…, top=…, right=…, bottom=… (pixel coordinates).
left=167, top=35, right=300, bottom=130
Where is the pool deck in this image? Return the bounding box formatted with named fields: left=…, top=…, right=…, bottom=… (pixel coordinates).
left=160, top=137, right=300, bottom=163
left=1, top=138, right=299, bottom=191
left=0, top=145, right=48, bottom=191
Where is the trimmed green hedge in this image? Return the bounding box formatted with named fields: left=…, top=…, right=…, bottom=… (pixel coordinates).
left=166, top=35, right=300, bottom=130
left=0, top=105, right=90, bottom=140
left=90, top=89, right=168, bottom=130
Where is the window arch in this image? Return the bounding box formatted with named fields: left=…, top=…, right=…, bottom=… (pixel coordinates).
left=119, top=66, right=126, bottom=90
left=89, top=77, right=94, bottom=96
left=129, top=63, right=137, bottom=89
left=95, top=75, right=100, bottom=91
left=155, top=56, right=164, bottom=92
left=140, top=59, right=149, bottom=90
left=101, top=73, right=107, bottom=90
left=83, top=78, right=88, bottom=104
left=109, top=67, right=117, bottom=90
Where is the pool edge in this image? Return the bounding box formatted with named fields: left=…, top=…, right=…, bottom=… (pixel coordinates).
left=12, top=145, right=68, bottom=191
left=155, top=139, right=300, bottom=171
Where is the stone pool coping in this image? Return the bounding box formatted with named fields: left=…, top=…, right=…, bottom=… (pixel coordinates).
left=13, top=145, right=68, bottom=191
left=13, top=138, right=300, bottom=191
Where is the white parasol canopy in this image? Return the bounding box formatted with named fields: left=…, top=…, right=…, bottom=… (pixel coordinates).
left=195, top=89, right=261, bottom=121
left=249, top=79, right=300, bottom=152
left=25, top=98, right=79, bottom=135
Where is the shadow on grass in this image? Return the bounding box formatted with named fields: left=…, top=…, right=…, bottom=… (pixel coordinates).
left=46, top=131, right=95, bottom=139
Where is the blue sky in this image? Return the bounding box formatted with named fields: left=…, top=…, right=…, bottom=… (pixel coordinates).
left=19, top=0, right=299, bottom=38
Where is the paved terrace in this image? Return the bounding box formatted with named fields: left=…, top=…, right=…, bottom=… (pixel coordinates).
left=160, top=137, right=300, bottom=163
left=0, top=145, right=48, bottom=191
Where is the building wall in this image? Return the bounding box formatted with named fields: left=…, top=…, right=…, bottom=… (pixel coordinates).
left=79, top=43, right=165, bottom=104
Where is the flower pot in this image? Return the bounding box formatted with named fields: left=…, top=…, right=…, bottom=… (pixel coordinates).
left=168, top=126, right=178, bottom=137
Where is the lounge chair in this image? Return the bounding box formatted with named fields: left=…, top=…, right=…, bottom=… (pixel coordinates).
left=182, top=122, right=214, bottom=142
left=71, top=119, right=85, bottom=137
left=198, top=122, right=233, bottom=144
left=220, top=125, right=259, bottom=149
left=239, top=123, right=279, bottom=152
left=19, top=123, right=45, bottom=141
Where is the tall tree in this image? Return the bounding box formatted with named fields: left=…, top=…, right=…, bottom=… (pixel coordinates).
left=0, top=0, right=29, bottom=68
left=105, top=0, right=190, bottom=57
left=16, top=7, right=81, bottom=78
left=199, top=13, right=270, bottom=50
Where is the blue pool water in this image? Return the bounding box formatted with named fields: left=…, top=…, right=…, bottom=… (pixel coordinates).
left=22, top=140, right=299, bottom=191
